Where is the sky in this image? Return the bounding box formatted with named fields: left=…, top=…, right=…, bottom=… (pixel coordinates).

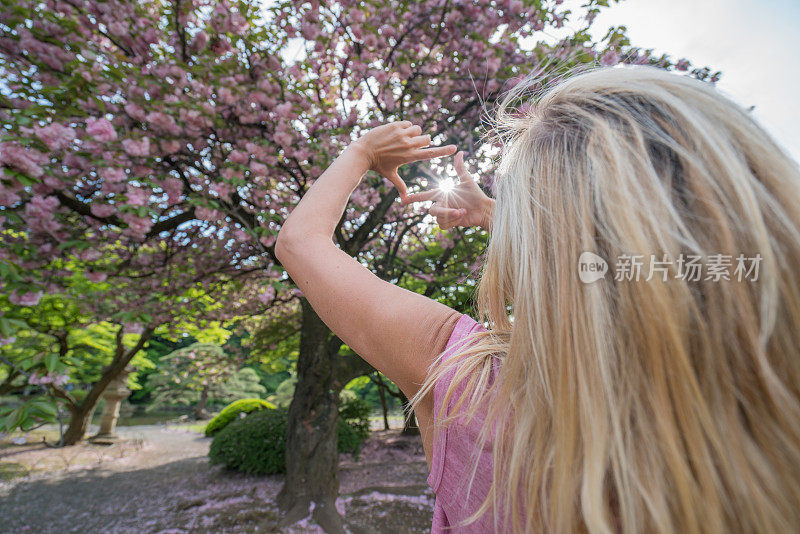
left=584, top=0, right=800, bottom=164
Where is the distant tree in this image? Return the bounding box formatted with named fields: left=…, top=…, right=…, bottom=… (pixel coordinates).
left=215, top=367, right=267, bottom=405
left=266, top=375, right=298, bottom=409
left=0, top=290, right=154, bottom=444
left=147, top=342, right=265, bottom=419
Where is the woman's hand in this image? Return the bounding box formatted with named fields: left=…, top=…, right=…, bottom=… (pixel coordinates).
left=404, top=151, right=494, bottom=231
left=350, top=121, right=457, bottom=201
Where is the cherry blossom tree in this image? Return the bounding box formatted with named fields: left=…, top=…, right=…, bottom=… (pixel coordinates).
left=0, top=0, right=289, bottom=443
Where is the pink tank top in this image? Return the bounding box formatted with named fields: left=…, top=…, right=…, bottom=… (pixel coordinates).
left=428, top=313, right=507, bottom=533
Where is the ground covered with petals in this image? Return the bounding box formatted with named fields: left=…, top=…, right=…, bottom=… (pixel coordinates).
left=0, top=425, right=435, bottom=533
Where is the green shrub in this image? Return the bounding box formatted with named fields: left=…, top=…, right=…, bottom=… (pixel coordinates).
left=204, top=398, right=276, bottom=437
left=339, top=390, right=371, bottom=441
left=337, top=418, right=364, bottom=458
left=209, top=408, right=288, bottom=475
left=209, top=395, right=371, bottom=474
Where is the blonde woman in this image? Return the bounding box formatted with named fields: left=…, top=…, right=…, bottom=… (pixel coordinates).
left=276, top=65, right=800, bottom=533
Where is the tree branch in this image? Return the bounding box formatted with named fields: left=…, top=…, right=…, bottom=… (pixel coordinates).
left=333, top=351, right=375, bottom=388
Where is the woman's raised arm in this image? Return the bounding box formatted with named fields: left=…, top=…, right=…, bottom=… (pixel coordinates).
left=275, top=122, right=461, bottom=402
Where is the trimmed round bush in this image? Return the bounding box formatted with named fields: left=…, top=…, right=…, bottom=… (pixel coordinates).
left=204, top=398, right=275, bottom=437
left=209, top=407, right=288, bottom=475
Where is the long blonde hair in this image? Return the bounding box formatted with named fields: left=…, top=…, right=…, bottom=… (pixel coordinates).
left=410, top=65, right=800, bottom=533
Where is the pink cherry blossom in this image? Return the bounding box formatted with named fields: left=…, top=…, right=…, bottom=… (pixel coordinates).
left=76, top=248, right=102, bottom=261
left=275, top=102, right=293, bottom=118
left=122, top=137, right=150, bottom=157
left=257, top=285, right=276, bottom=304
left=196, top=207, right=220, bottom=221
left=123, top=102, right=146, bottom=121
left=9, top=290, right=43, bottom=307
left=24, top=195, right=60, bottom=234
left=85, top=270, right=108, bottom=283
left=600, top=50, right=621, bottom=66
left=120, top=212, right=153, bottom=237
left=274, top=131, right=293, bottom=147
left=161, top=139, right=181, bottom=154
left=0, top=185, right=21, bottom=207
left=0, top=142, right=44, bottom=177
left=126, top=185, right=150, bottom=206
left=250, top=161, right=268, bottom=176
left=363, top=34, right=378, bottom=49
left=228, top=150, right=249, bottom=164
left=300, top=21, right=320, bottom=40
left=211, top=182, right=233, bottom=201
left=34, top=123, right=75, bottom=150
left=163, top=177, right=182, bottom=205
left=190, top=30, right=208, bottom=51
left=146, top=112, right=180, bottom=135
left=86, top=117, right=117, bottom=142
left=90, top=203, right=116, bottom=218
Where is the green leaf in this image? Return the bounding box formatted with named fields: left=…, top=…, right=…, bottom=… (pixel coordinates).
left=7, top=318, right=27, bottom=329
left=0, top=318, right=12, bottom=337
left=45, top=353, right=60, bottom=373
left=20, top=418, right=37, bottom=431
left=15, top=174, right=39, bottom=186
left=2, top=408, right=23, bottom=432
left=28, top=400, right=58, bottom=419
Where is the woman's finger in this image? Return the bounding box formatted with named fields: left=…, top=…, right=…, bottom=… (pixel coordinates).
left=397, top=120, right=413, bottom=129
left=403, top=188, right=442, bottom=205
left=430, top=205, right=466, bottom=220
left=388, top=169, right=408, bottom=199
left=413, top=144, right=458, bottom=161
left=432, top=210, right=466, bottom=230
left=409, top=134, right=431, bottom=148
left=407, top=124, right=423, bottom=136
left=454, top=151, right=476, bottom=183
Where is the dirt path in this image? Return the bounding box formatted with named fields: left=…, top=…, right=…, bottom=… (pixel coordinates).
left=0, top=426, right=435, bottom=533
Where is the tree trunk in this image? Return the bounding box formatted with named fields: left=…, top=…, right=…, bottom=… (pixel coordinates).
left=276, top=299, right=346, bottom=533
left=193, top=387, right=210, bottom=420
left=399, top=389, right=420, bottom=436
left=62, top=402, right=97, bottom=445
left=375, top=373, right=390, bottom=431
left=60, top=326, right=154, bottom=446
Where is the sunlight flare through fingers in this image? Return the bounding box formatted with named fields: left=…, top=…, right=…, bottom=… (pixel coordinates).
left=437, top=176, right=458, bottom=194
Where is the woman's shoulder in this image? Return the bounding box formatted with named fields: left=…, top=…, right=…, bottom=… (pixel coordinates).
left=444, top=313, right=489, bottom=353
left=436, top=313, right=495, bottom=417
